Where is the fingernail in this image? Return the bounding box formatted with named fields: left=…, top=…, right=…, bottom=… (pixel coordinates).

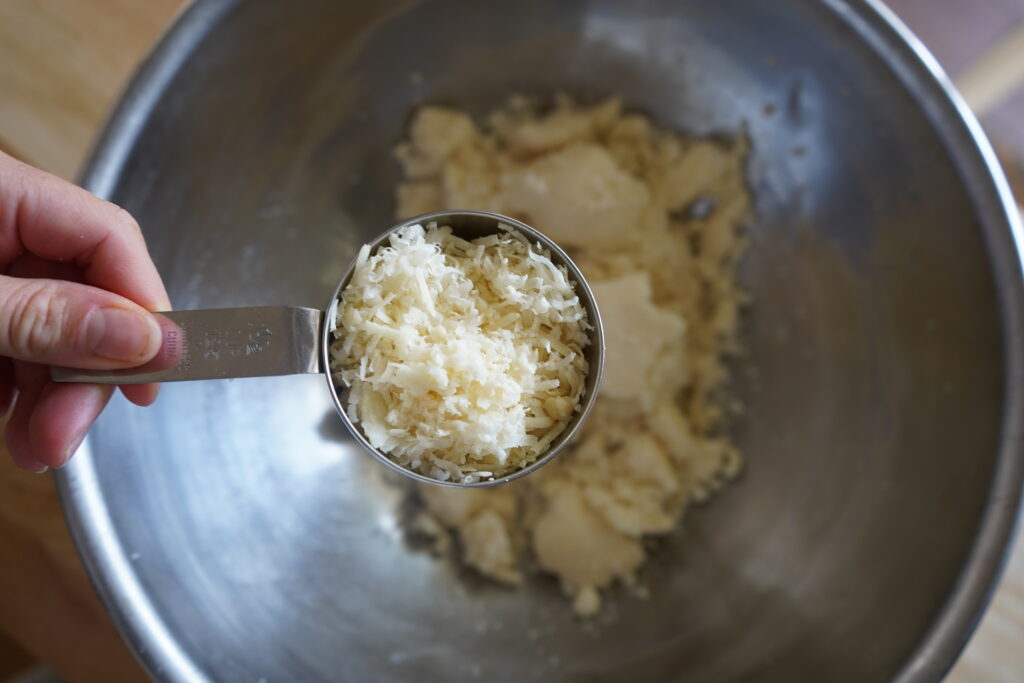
left=59, top=429, right=89, bottom=468
left=29, top=461, right=49, bottom=474
left=87, top=308, right=161, bottom=363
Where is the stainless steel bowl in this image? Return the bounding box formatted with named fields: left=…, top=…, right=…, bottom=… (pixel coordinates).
left=58, top=1, right=1024, bottom=681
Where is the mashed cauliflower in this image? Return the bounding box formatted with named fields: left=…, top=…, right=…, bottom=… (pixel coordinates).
left=395, top=95, right=749, bottom=614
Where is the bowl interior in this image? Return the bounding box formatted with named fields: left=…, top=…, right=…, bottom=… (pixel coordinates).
left=69, top=0, right=1015, bottom=681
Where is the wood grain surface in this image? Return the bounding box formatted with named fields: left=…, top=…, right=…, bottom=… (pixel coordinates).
left=0, top=1, right=1020, bottom=681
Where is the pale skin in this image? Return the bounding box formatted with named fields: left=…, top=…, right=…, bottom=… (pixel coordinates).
left=0, top=151, right=170, bottom=473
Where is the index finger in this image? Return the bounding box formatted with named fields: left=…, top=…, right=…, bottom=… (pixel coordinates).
left=0, top=152, right=171, bottom=312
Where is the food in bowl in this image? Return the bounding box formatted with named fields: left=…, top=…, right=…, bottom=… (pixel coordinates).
left=395, top=96, right=750, bottom=614
left=329, top=221, right=591, bottom=483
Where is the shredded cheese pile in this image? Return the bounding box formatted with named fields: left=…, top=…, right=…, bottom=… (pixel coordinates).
left=329, top=222, right=589, bottom=483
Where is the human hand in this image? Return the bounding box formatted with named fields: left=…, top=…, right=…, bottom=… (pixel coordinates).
left=0, top=151, right=171, bottom=473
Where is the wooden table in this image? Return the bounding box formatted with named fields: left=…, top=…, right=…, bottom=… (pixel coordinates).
left=0, top=1, right=1021, bottom=680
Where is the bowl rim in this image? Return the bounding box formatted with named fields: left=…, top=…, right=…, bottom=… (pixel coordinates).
left=54, top=1, right=1024, bottom=681
left=849, top=2, right=1024, bottom=680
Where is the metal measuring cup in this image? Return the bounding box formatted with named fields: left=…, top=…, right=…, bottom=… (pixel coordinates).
left=52, top=210, right=605, bottom=488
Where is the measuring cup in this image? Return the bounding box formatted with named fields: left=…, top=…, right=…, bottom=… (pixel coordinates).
left=52, top=210, right=605, bottom=488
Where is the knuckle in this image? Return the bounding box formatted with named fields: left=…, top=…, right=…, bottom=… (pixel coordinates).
left=6, top=281, right=70, bottom=357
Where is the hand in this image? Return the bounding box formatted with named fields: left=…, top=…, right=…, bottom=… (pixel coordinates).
left=0, top=152, right=170, bottom=473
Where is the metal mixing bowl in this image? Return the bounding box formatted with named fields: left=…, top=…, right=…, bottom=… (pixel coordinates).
left=57, top=0, right=1024, bottom=681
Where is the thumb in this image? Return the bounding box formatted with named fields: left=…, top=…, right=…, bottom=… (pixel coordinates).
left=0, top=275, right=163, bottom=369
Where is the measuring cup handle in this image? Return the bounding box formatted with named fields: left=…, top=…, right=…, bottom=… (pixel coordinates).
left=50, top=306, right=324, bottom=385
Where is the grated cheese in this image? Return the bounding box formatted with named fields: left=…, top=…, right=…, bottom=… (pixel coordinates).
left=329, top=222, right=590, bottom=483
